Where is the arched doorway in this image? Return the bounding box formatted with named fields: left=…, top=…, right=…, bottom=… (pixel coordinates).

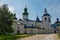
left=17, top=30, right=20, bottom=34
left=54, top=30, right=56, bottom=33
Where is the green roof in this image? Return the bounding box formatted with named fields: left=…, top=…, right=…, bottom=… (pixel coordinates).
left=23, top=12, right=28, bottom=15
left=23, top=7, right=28, bottom=15
left=43, top=13, right=51, bottom=16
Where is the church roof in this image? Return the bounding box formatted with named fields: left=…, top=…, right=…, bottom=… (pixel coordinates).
left=42, top=8, right=51, bottom=17
left=23, top=7, right=28, bottom=15
left=38, top=27, right=45, bottom=29
left=35, top=16, right=42, bottom=22
left=36, top=21, right=42, bottom=22
left=51, top=18, right=60, bottom=27
left=55, top=21, right=60, bottom=23
left=23, top=12, right=28, bottom=15
left=24, top=25, right=38, bottom=28
left=24, top=19, right=35, bottom=22
left=43, top=13, right=51, bottom=16
left=51, top=23, right=59, bottom=27
left=55, top=18, right=60, bottom=23
left=36, top=16, right=40, bottom=22
left=24, top=26, right=38, bottom=28
left=19, top=18, right=42, bottom=22
left=26, top=19, right=42, bottom=22
left=51, top=22, right=60, bottom=27
left=14, top=13, right=17, bottom=20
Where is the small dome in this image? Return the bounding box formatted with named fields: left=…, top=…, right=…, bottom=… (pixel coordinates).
left=43, top=13, right=51, bottom=16
left=23, top=7, right=28, bottom=15
left=55, top=18, right=60, bottom=23
left=43, top=8, right=51, bottom=16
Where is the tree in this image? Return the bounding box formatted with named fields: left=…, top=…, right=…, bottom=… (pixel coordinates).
left=0, top=4, right=14, bottom=34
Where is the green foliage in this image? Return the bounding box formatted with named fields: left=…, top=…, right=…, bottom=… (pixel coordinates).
left=0, top=4, right=14, bottom=34
left=0, top=34, right=34, bottom=40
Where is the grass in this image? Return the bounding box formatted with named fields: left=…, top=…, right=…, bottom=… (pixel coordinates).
left=0, top=34, right=35, bottom=40
left=58, top=33, right=60, bottom=38
left=57, top=33, right=60, bottom=39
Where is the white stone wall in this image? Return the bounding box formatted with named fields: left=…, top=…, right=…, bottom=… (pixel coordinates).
left=42, top=16, right=51, bottom=28
left=26, top=28, right=32, bottom=33
left=12, top=15, right=53, bottom=34
left=25, top=28, right=38, bottom=34
left=21, top=20, right=35, bottom=27
left=17, top=24, right=25, bottom=33
left=42, top=16, right=52, bottom=33
left=12, top=20, right=18, bottom=34
left=23, top=15, right=28, bottom=20
left=12, top=20, right=25, bottom=34
left=35, top=22, right=43, bottom=28
left=33, top=28, right=38, bottom=33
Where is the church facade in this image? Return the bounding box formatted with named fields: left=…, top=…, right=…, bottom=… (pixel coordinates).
left=12, top=7, right=60, bottom=34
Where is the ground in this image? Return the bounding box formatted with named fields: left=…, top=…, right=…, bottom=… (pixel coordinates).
left=17, top=34, right=60, bottom=40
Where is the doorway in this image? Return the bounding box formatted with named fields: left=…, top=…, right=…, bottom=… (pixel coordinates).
left=17, top=30, right=20, bottom=34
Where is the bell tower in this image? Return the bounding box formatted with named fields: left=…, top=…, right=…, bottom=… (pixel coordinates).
left=42, top=8, right=51, bottom=33
left=22, top=6, right=29, bottom=20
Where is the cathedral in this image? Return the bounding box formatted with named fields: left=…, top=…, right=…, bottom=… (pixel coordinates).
left=12, top=7, right=60, bottom=34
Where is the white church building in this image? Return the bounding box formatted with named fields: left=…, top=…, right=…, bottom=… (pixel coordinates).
left=12, top=7, right=60, bottom=34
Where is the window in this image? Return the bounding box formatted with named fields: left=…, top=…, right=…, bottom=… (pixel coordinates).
left=31, top=29, right=33, bottom=33
left=48, top=18, right=51, bottom=22
left=18, top=27, right=19, bottom=29
left=17, top=30, right=20, bottom=34
left=44, top=18, right=47, bottom=21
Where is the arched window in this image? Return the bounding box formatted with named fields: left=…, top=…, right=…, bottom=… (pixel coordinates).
left=48, top=18, right=51, bottom=22
left=17, top=30, right=20, bottom=34
left=44, top=18, right=47, bottom=21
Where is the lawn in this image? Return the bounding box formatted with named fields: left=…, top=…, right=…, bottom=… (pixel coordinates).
left=0, top=34, right=35, bottom=40
left=58, top=33, right=60, bottom=38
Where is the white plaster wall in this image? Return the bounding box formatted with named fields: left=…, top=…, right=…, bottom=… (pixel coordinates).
left=12, top=20, right=18, bottom=34
left=26, top=29, right=33, bottom=33
left=18, top=24, right=25, bottom=33
left=26, top=28, right=38, bottom=34
left=23, top=15, right=28, bottom=20
left=33, top=29, right=38, bottom=33
left=21, top=20, right=35, bottom=27
left=38, top=29, right=42, bottom=33
left=42, top=16, right=51, bottom=33
left=12, top=20, right=25, bottom=34
left=35, top=22, right=43, bottom=28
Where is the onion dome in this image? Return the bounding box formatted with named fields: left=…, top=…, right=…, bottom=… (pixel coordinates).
left=23, top=7, right=28, bottom=15
left=43, top=8, right=51, bottom=16
left=14, top=13, right=17, bottom=20
left=55, top=18, right=60, bottom=23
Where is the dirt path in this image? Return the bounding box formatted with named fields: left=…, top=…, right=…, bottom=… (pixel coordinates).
left=17, top=34, right=60, bottom=40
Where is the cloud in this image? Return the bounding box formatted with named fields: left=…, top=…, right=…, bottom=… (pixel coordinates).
left=0, top=0, right=15, bottom=13
left=0, top=1, right=5, bottom=6
left=8, top=6, right=15, bottom=13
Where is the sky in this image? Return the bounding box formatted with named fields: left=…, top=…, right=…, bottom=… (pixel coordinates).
left=0, top=0, right=60, bottom=24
